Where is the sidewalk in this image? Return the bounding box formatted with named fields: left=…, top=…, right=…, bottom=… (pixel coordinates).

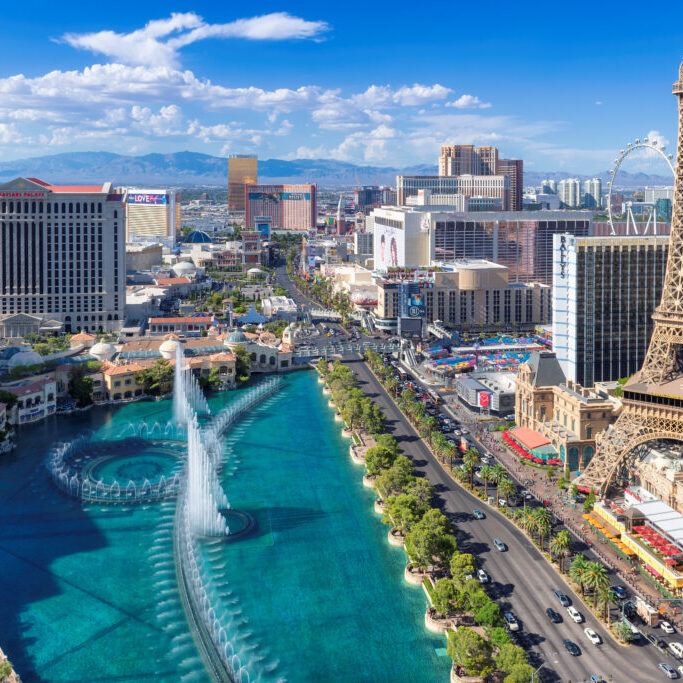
left=475, top=427, right=681, bottom=624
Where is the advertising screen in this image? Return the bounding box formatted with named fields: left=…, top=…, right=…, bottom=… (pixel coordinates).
left=373, top=224, right=405, bottom=269
left=128, top=193, right=168, bottom=205
left=248, top=191, right=310, bottom=202
left=479, top=392, right=491, bottom=408
left=399, top=317, right=422, bottom=340
left=256, top=222, right=271, bottom=239
left=399, top=282, right=426, bottom=318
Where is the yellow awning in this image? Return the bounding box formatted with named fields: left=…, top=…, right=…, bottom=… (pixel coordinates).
left=605, top=532, right=614, bottom=538
left=582, top=513, right=592, bottom=519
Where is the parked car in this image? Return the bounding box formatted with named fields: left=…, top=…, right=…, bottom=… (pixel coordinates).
left=493, top=538, right=506, bottom=552
left=662, top=621, right=676, bottom=634
left=563, top=639, right=580, bottom=656
left=584, top=628, right=601, bottom=645
left=554, top=590, right=570, bottom=607
left=473, top=509, right=485, bottom=520
left=546, top=607, right=562, bottom=623
left=610, top=585, right=627, bottom=600
left=567, top=606, right=583, bottom=623
left=669, top=642, right=683, bottom=659
left=658, top=662, right=679, bottom=679
left=477, top=569, right=489, bottom=583
left=504, top=612, right=519, bottom=632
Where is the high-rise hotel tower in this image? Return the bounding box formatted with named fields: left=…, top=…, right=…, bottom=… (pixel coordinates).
left=0, top=177, right=125, bottom=334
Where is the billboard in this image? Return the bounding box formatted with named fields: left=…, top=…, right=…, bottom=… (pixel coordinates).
left=128, top=192, right=168, bottom=205
left=399, top=317, right=422, bottom=340
left=256, top=222, right=271, bottom=239
left=373, top=224, right=405, bottom=269
left=399, top=282, right=426, bottom=318
left=248, top=191, right=310, bottom=202
left=479, top=392, right=491, bottom=408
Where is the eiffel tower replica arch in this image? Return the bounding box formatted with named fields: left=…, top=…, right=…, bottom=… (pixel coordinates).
left=577, top=60, right=683, bottom=495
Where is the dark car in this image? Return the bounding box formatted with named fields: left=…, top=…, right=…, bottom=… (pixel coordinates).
left=563, top=639, right=581, bottom=656
left=546, top=607, right=562, bottom=623
left=554, top=590, right=570, bottom=607
left=610, top=585, right=627, bottom=600
left=647, top=633, right=659, bottom=646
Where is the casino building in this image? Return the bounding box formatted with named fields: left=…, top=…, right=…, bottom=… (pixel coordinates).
left=245, top=184, right=316, bottom=231
left=0, top=177, right=125, bottom=334
left=123, top=188, right=180, bottom=245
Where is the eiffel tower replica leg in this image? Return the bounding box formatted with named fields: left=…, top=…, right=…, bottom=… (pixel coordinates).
left=577, top=61, right=683, bottom=495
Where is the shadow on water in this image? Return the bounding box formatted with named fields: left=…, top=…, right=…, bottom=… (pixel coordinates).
left=0, top=406, right=121, bottom=681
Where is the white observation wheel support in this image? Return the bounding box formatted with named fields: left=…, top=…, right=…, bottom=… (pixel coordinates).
left=608, top=137, right=675, bottom=235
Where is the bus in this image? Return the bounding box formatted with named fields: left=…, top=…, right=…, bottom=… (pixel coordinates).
left=428, top=388, right=442, bottom=405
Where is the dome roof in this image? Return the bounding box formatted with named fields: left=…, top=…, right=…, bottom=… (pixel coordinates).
left=0, top=347, right=23, bottom=361
left=8, top=350, right=43, bottom=369
left=159, top=337, right=180, bottom=359
left=247, top=267, right=265, bottom=273
left=183, top=230, right=212, bottom=244
left=171, top=260, right=197, bottom=276
left=225, top=330, right=248, bottom=343
left=90, top=342, right=116, bottom=361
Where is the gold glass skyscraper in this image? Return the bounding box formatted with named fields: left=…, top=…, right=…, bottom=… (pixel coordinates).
left=228, top=155, right=258, bottom=212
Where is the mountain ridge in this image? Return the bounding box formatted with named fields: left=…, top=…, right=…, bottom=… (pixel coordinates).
left=0, top=151, right=672, bottom=188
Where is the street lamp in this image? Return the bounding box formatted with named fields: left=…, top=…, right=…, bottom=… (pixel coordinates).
left=531, top=662, right=546, bottom=682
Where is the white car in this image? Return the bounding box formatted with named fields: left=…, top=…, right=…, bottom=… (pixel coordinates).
left=477, top=569, right=489, bottom=583
left=662, top=621, right=676, bottom=634
left=567, top=606, right=583, bottom=623
left=584, top=627, right=601, bottom=645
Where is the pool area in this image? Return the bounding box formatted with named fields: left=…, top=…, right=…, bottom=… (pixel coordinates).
left=0, top=370, right=450, bottom=682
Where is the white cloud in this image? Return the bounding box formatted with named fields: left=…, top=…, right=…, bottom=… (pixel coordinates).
left=595, top=100, right=603, bottom=105
left=62, top=12, right=329, bottom=68
left=445, top=94, right=491, bottom=109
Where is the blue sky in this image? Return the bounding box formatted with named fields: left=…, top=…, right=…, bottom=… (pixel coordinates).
left=0, top=1, right=681, bottom=173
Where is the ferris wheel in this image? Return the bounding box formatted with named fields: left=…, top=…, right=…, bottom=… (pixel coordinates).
left=608, top=137, right=675, bottom=235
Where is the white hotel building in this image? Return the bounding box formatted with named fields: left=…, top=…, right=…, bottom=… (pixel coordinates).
left=0, top=177, right=125, bottom=334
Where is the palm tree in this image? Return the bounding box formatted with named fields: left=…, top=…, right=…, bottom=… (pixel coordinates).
left=569, top=554, right=589, bottom=596
left=488, top=464, right=508, bottom=506
left=479, top=465, right=494, bottom=499
left=519, top=507, right=536, bottom=537
left=549, top=530, right=572, bottom=573
left=463, top=449, right=479, bottom=486
left=499, top=478, right=516, bottom=508
left=584, top=561, right=609, bottom=607
left=596, top=585, right=612, bottom=625
left=532, top=507, right=552, bottom=551
left=421, top=416, right=438, bottom=446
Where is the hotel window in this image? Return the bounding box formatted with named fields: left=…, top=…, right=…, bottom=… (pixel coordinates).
left=586, top=427, right=592, bottom=439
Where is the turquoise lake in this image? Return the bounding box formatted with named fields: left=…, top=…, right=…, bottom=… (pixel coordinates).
left=0, top=370, right=449, bottom=682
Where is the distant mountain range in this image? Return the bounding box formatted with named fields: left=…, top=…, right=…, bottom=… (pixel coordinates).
left=0, top=150, right=673, bottom=189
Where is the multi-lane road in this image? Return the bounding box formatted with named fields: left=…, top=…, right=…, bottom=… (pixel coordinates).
left=348, top=357, right=671, bottom=683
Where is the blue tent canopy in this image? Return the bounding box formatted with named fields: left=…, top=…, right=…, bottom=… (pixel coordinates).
left=236, top=305, right=269, bottom=325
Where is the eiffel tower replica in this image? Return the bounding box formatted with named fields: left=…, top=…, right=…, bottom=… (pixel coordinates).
left=577, top=59, right=683, bottom=495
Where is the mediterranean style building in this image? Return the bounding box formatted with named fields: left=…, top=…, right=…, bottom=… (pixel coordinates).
left=514, top=351, right=618, bottom=475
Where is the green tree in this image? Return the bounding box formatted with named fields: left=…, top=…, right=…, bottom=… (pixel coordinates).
left=375, top=456, right=415, bottom=498
left=487, top=625, right=511, bottom=650
left=504, top=663, right=535, bottom=683
left=316, top=358, right=330, bottom=376
left=135, top=359, right=174, bottom=397
left=583, top=489, right=596, bottom=513
left=404, top=477, right=433, bottom=508
left=405, top=508, right=457, bottom=570
left=613, top=620, right=633, bottom=643
left=596, top=585, right=612, bottom=625
left=374, top=433, right=400, bottom=458
left=488, top=464, right=509, bottom=506
left=495, top=643, right=528, bottom=674
left=382, top=493, right=428, bottom=534
left=0, top=390, right=18, bottom=410
left=446, top=627, right=494, bottom=677
left=68, top=365, right=94, bottom=406
left=585, top=560, right=609, bottom=607
left=479, top=465, right=495, bottom=499
left=532, top=506, right=551, bottom=550
left=462, top=448, right=480, bottom=486
left=233, top=344, right=251, bottom=382
left=431, top=578, right=458, bottom=615
left=549, top=529, right=572, bottom=573
left=450, top=552, right=477, bottom=583
left=342, top=397, right=365, bottom=430
left=474, top=599, right=503, bottom=627
left=569, top=554, right=590, bottom=596
left=500, top=478, right=517, bottom=508
left=0, top=660, right=14, bottom=680
left=364, top=445, right=396, bottom=476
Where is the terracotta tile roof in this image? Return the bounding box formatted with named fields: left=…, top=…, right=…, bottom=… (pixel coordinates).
left=70, top=332, right=96, bottom=341
left=26, top=178, right=106, bottom=193
left=103, top=363, right=145, bottom=376
left=509, top=426, right=551, bottom=450
left=149, top=317, right=213, bottom=324
left=209, top=352, right=236, bottom=362
left=154, top=277, right=191, bottom=286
